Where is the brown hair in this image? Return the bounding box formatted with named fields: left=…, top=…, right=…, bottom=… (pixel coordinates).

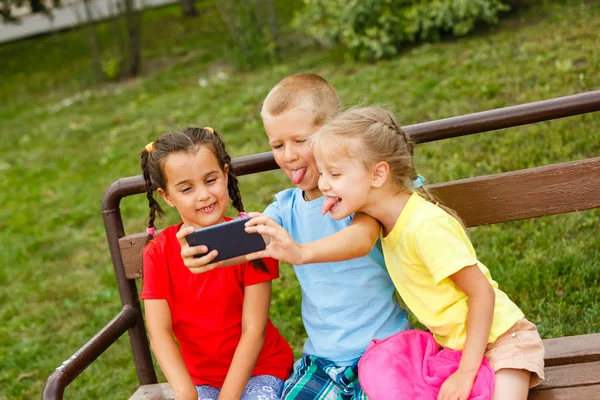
left=140, top=127, right=267, bottom=271
left=313, top=106, right=464, bottom=224
left=261, top=73, right=341, bottom=126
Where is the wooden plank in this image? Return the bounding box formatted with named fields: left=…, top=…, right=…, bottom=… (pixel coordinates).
left=543, top=333, right=600, bottom=367
left=126, top=370, right=600, bottom=400
left=529, top=383, right=600, bottom=400
left=536, top=361, right=600, bottom=390
left=129, top=383, right=173, bottom=400
left=428, top=157, right=600, bottom=227
left=119, top=232, right=158, bottom=280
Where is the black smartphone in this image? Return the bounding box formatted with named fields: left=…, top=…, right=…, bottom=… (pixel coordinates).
left=185, top=217, right=266, bottom=263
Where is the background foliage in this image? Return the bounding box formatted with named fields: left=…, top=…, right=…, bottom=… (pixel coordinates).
left=294, top=0, right=511, bottom=60
left=0, top=0, right=599, bottom=399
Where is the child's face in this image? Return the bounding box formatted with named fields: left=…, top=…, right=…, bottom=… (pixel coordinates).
left=157, top=146, right=230, bottom=229
left=316, top=139, right=373, bottom=220
left=263, top=109, right=322, bottom=200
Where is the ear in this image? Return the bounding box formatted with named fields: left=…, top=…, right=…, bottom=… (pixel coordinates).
left=223, top=163, right=229, bottom=183
left=157, top=187, right=175, bottom=208
left=371, top=161, right=390, bottom=188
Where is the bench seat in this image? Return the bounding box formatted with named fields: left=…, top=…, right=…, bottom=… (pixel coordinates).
left=129, top=333, right=600, bottom=399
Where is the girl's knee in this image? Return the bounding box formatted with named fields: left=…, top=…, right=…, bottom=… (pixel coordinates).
left=242, top=375, right=284, bottom=400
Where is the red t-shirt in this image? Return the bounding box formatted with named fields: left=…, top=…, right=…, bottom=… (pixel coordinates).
left=141, top=220, right=293, bottom=387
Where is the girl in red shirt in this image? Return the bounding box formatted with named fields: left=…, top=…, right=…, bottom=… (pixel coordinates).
left=140, top=127, right=293, bottom=400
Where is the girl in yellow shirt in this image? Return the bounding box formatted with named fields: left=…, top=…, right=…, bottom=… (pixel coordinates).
left=245, top=106, right=545, bottom=400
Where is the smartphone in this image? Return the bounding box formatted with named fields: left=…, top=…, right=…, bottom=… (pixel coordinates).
left=185, top=217, right=266, bottom=263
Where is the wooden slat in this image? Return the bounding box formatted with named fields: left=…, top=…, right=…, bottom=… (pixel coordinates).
left=127, top=369, right=600, bottom=400
left=529, top=383, right=600, bottom=400
left=120, top=232, right=159, bottom=280
left=543, top=333, right=600, bottom=367
left=429, top=157, right=600, bottom=227
left=536, top=361, right=600, bottom=390
left=129, top=383, right=173, bottom=400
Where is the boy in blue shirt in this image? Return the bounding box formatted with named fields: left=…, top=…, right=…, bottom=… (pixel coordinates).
left=181, top=73, right=410, bottom=399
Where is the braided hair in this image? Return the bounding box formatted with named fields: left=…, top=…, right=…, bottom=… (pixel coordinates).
left=140, top=127, right=268, bottom=271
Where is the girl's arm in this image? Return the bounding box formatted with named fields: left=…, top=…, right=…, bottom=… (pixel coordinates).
left=244, top=212, right=379, bottom=265
left=144, top=300, right=198, bottom=400
left=438, top=265, right=496, bottom=400
left=218, top=281, right=272, bottom=400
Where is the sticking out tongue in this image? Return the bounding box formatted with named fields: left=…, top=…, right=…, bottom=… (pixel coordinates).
left=322, top=197, right=339, bottom=215
left=291, top=168, right=307, bottom=185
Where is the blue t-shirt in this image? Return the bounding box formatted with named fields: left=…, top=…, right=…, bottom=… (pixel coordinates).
left=264, top=188, right=411, bottom=366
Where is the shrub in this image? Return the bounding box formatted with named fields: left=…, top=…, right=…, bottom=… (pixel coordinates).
left=294, top=0, right=511, bottom=61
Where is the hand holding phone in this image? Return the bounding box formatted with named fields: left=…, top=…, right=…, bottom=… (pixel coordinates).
left=185, top=217, right=266, bottom=263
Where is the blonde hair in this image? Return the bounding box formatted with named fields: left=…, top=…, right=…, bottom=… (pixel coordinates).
left=261, top=73, right=341, bottom=126
left=313, top=106, right=463, bottom=224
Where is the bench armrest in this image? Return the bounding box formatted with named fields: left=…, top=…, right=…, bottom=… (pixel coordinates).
left=42, top=305, right=138, bottom=400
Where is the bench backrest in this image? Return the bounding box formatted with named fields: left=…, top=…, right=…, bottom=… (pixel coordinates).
left=102, top=90, right=600, bottom=386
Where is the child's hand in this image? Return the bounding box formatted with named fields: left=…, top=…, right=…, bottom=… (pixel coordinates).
left=244, top=212, right=305, bottom=265
left=176, top=225, right=223, bottom=274
left=437, top=369, right=476, bottom=400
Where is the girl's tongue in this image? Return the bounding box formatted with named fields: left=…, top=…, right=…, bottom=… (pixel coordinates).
left=321, top=196, right=340, bottom=215
left=291, top=168, right=307, bottom=185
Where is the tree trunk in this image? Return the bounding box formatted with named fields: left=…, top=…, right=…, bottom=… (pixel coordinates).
left=179, top=0, right=197, bottom=17
left=122, top=0, right=142, bottom=76
left=29, top=0, right=46, bottom=13
left=82, top=0, right=103, bottom=80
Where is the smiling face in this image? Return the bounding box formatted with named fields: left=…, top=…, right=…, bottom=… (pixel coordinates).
left=157, top=146, right=230, bottom=229
left=263, top=109, right=322, bottom=200
left=316, top=137, right=374, bottom=219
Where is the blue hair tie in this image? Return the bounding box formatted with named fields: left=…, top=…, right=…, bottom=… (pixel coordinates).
left=412, top=174, right=426, bottom=189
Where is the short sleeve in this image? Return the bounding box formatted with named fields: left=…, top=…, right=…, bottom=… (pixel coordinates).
left=263, top=200, right=283, bottom=226
left=413, top=216, right=479, bottom=285
left=140, top=241, right=170, bottom=300
left=242, top=257, right=279, bottom=287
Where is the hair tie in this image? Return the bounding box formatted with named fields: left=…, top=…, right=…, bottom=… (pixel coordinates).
left=239, top=212, right=249, bottom=218
left=412, top=174, right=426, bottom=189
left=203, top=127, right=215, bottom=134
left=145, top=142, right=155, bottom=153
left=146, top=227, right=155, bottom=236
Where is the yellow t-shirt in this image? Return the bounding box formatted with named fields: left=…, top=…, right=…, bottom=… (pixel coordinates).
left=380, top=193, right=524, bottom=350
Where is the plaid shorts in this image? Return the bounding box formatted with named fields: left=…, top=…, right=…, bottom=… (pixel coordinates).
left=282, top=355, right=369, bottom=400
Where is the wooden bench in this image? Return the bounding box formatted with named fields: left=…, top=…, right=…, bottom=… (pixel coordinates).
left=43, top=90, right=600, bottom=399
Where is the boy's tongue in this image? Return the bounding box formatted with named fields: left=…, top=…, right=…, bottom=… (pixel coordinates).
left=291, top=168, right=307, bottom=185
left=322, top=197, right=338, bottom=215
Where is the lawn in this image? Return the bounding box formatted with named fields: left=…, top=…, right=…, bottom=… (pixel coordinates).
left=1, top=0, right=599, bottom=398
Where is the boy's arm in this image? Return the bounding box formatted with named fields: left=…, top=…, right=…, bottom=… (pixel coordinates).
left=144, top=300, right=198, bottom=400
left=245, top=212, right=379, bottom=265
left=218, top=281, right=271, bottom=400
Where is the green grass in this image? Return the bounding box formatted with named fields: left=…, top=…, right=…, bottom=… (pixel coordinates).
left=1, top=0, right=599, bottom=398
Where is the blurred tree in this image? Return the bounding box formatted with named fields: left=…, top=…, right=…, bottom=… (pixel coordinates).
left=122, top=0, right=142, bottom=76
left=77, top=0, right=142, bottom=79
left=29, top=0, right=44, bottom=12
left=179, top=0, right=197, bottom=17
left=215, top=0, right=279, bottom=69
left=0, top=0, right=141, bottom=78
left=1, top=0, right=50, bottom=21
